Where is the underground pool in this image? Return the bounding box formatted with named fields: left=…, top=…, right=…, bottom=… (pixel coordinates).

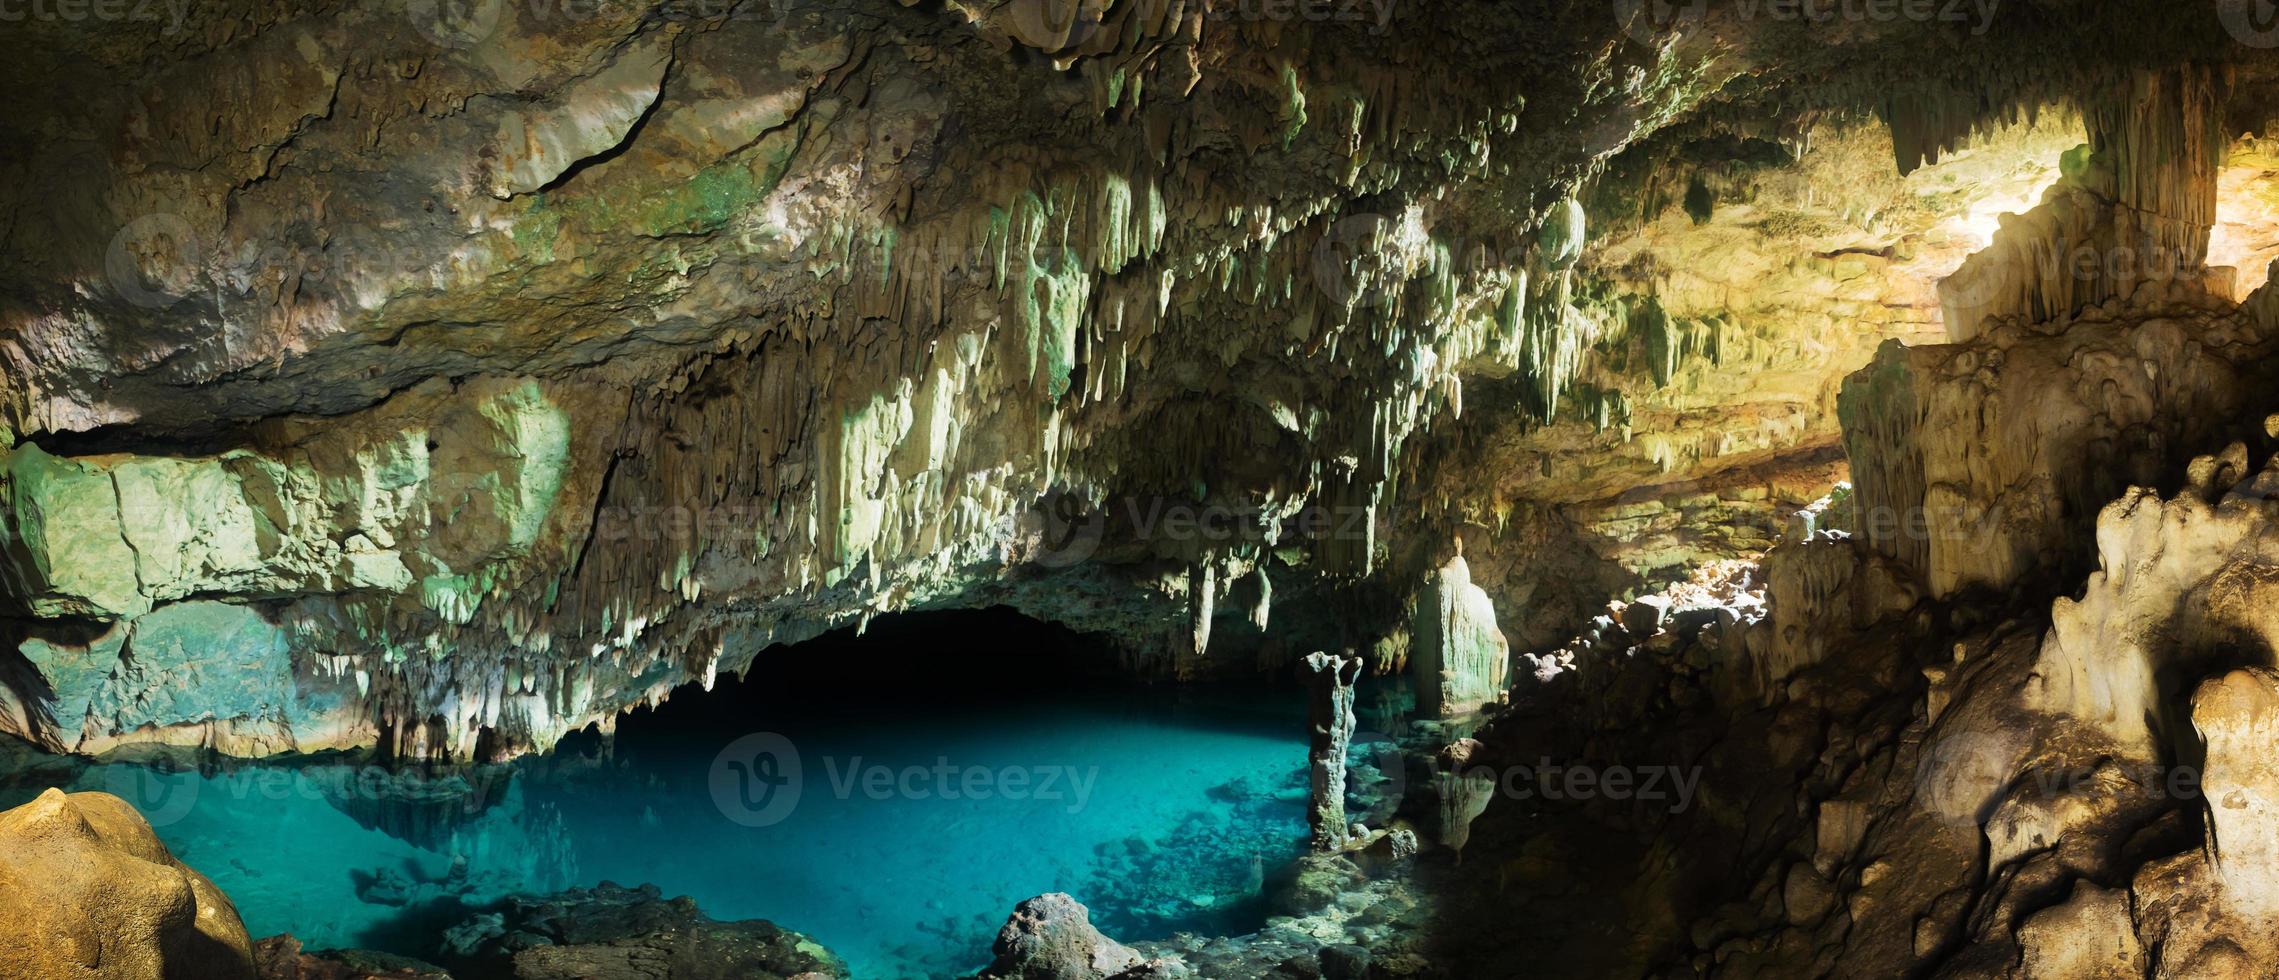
left=1, top=611, right=1415, bottom=979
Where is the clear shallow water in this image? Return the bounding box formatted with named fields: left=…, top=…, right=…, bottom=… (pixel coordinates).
left=557, top=687, right=1320, bottom=977
left=2, top=614, right=1408, bottom=979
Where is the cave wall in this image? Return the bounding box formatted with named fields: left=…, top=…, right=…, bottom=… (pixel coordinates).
left=0, top=0, right=2267, bottom=765
left=0, top=0, right=1758, bottom=758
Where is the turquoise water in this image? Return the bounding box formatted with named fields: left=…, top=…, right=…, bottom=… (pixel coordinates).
left=0, top=614, right=1408, bottom=979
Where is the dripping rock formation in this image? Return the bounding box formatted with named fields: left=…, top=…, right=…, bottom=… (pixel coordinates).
left=10, top=1, right=2279, bottom=978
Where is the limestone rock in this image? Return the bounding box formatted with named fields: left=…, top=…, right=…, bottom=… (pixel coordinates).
left=252, top=936, right=452, bottom=979
left=439, top=881, right=844, bottom=980
left=2014, top=882, right=2144, bottom=980
left=0, top=788, right=256, bottom=980
left=1302, top=652, right=1363, bottom=852
left=1842, top=286, right=2276, bottom=601
left=1274, top=854, right=1367, bottom=917
left=973, top=893, right=1144, bottom=980
left=1410, top=556, right=1511, bottom=717
left=1621, top=594, right=1671, bottom=637
left=2029, top=447, right=2279, bottom=756
left=1433, top=739, right=1495, bottom=862
left=2192, top=667, right=2279, bottom=917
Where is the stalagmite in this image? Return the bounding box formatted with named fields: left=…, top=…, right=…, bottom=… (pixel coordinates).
left=2193, top=668, right=2279, bottom=917
left=1410, top=551, right=1511, bottom=717
left=1302, top=651, right=1363, bottom=852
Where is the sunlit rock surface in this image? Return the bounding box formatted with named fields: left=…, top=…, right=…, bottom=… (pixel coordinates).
left=1842, top=278, right=2279, bottom=600
left=0, top=788, right=257, bottom=980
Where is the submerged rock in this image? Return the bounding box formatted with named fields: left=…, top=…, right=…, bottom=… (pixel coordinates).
left=439, top=881, right=844, bottom=980
left=0, top=788, right=257, bottom=980
left=1274, top=853, right=1367, bottom=917
left=252, top=936, right=452, bottom=980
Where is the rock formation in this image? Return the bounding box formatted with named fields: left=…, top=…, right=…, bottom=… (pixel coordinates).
left=251, top=937, right=452, bottom=980
left=437, top=881, right=845, bottom=980
left=1409, top=554, right=1510, bottom=717
left=0, top=0, right=2197, bottom=764
left=0, top=788, right=257, bottom=980
left=1301, top=650, right=1362, bottom=851
left=10, top=2, right=2279, bottom=979
left=972, top=893, right=1146, bottom=980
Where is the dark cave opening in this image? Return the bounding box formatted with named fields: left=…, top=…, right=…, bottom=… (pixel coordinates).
left=529, top=605, right=1394, bottom=977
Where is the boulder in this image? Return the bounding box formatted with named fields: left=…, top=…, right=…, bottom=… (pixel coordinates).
left=973, top=893, right=1144, bottom=980
left=1274, top=853, right=1367, bottom=916
left=0, top=788, right=257, bottom=980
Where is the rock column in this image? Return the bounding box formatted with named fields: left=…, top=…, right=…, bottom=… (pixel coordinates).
left=2194, top=667, right=2279, bottom=916
left=1411, top=552, right=1512, bottom=717
left=1303, top=651, right=1363, bottom=851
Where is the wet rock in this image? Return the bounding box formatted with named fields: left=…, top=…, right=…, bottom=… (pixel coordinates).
left=0, top=788, right=257, bottom=980
left=1318, top=943, right=1371, bottom=980
left=252, top=935, right=452, bottom=979
left=1302, top=652, right=1364, bottom=851
left=440, top=881, right=843, bottom=980
left=1781, top=863, right=1836, bottom=927
left=2014, top=882, right=2143, bottom=980
left=2190, top=667, right=2279, bottom=915
left=1274, top=854, right=1367, bottom=916
left=973, top=893, right=1145, bottom=980
left=1363, top=827, right=1420, bottom=869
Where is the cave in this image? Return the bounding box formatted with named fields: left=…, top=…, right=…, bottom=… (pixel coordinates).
left=11, top=1, right=2279, bottom=979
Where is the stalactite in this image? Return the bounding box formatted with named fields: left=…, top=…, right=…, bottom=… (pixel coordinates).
left=1185, top=561, right=1215, bottom=679
left=1248, top=565, right=1272, bottom=632
left=1939, top=67, right=2228, bottom=340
